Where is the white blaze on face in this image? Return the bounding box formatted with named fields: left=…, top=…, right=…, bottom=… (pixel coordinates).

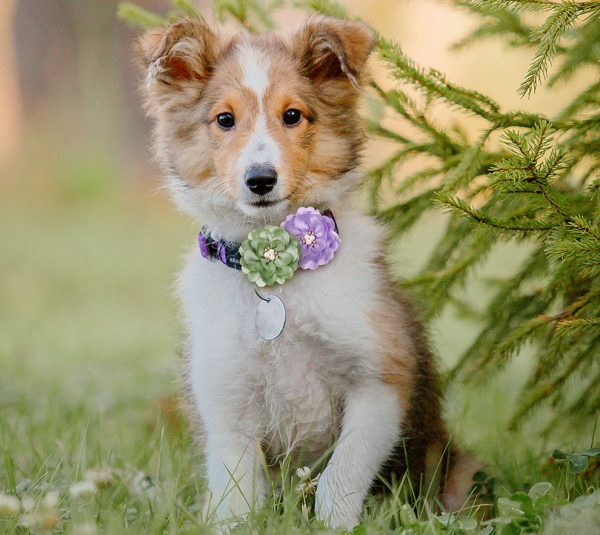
left=240, top=44, right=270, bottom=97
left=236, top=44, right=281, bottom=179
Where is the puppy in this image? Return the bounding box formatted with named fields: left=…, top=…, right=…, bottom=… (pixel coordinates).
left=136, top=15, right=480, bottom=530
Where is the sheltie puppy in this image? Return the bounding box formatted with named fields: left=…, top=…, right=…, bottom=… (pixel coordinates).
left=136, top=15, right=481, bottom=530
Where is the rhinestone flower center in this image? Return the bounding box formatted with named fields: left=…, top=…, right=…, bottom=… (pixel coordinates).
left=301, top=231, right=317, bottom=246
left=263, top=247, right=278, bottom=262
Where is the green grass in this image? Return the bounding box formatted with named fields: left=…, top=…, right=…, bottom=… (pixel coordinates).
left=0, top=152, right=598, bottom=534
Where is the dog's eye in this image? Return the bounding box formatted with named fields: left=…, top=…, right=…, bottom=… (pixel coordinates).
left=216, top=113, right=235, bottom=129
left=283, top=109, right=302, bottom=126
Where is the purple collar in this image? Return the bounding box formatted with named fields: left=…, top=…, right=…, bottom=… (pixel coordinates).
left=198, top=209, right=339, bottom=270
left=197, top=231, right=243, bottom=270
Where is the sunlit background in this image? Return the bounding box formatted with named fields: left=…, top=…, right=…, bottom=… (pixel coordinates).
left=1, top=0, right=596, bottom=481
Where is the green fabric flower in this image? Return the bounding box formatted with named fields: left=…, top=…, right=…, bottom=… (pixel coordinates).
left=239, top=226, right=300, bottom=287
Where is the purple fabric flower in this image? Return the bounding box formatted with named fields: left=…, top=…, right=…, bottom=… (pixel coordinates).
left=281, top=207, right=341, bottom=270
left=198, top=233, right=210, bottom=259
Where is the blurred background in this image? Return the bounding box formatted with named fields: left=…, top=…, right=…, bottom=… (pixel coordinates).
left=0, top=0, right=594, bottom=470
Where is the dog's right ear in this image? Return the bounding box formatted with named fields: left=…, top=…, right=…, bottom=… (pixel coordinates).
left=291, top=16, right=376, bottom=89
left=136, top=18, right=220, bottom=88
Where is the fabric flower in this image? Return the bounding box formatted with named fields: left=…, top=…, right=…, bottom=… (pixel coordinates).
left=281, top=207, right=341, bottom=270
left=239, top=226, right=300, bottom=287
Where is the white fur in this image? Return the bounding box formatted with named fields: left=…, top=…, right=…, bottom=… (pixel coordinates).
left=238, top=44, right=270, bottom=98
left=238, top=112, right=281, bottom=169
left=179, top=208, right=405, bottom=530
left=235, top=44, right=283, bottom=203
left=315, top=384, right=402, bottom=528
left=236, top=112, right=282, bottom=199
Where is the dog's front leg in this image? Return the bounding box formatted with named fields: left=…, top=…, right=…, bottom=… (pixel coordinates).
left=315, top=382, right=402, bottom=529
left=193, top=361, right=266, bottom=526
left=204, top=425, right=266, bottom=527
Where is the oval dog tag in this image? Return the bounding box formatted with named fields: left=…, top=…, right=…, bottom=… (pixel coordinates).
left=255, top=294, right=286, bottom=340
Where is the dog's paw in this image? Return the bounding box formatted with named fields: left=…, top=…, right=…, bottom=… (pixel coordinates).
left=314, top=467, right=362, bottom=530
left=202, top=491, right=252, bottom=534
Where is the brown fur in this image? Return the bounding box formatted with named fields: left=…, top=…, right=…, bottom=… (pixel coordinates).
left=370, top=263, right=448, bottom=493
left=369, top=258, right=484, bottom=512
left=292, top=16, right=376, bottom=87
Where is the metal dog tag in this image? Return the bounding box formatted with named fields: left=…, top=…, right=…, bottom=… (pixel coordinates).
left=255, top=290, right=286, bottom=340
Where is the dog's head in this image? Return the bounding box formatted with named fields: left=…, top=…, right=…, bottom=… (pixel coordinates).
left=137, top=16, right=375, bottom=229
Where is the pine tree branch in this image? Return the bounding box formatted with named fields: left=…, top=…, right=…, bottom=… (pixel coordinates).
left=377, top=40, right=502, bottom=119
left=518, top=4, right=581, bottom=97
left=172, top=0, right=203, bottom=17
left=118, top=3, right=168, bottom=28
left=556, top=317, right=600, bottom=333
left=464, top=0, right=600, bottom=10
left=442, top=124, right=497, bottom=192
left=509, top=332, right=600, bottom=429
left=570, top=215, right=600, bottom=241
left=453, top=1, right=535, bottom=50
left=437, top=194, right=557, bottom=231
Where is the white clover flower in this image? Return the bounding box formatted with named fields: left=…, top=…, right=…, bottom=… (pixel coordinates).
left=0, top=492, right=21, bottom=515
left=17, top=508, right=58, bottom=531
left=85, top=468, right=115, bottom=489
left=21, top=496, right=35, bottom=512
left=129, top=470, right=159, bottom=500
left=42, top=490, right=60, bottom=510
left=39, top=512, right=59, bottom=531
left=73, top=521, right=98, bottom=535
left=295, top=473, right=320, bottom=497
left=69, top=481, right=97, bottom=499
left=296, top=467, right=311, bottom=481
left=19, top=513, right=37, bottom=528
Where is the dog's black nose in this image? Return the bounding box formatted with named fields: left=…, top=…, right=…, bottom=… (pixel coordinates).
left=245, top=165, right=277, bottom=196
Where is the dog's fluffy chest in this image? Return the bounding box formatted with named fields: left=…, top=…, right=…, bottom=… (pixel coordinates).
left=180, top=210, right=383, bottom=457
left=252, top=335, right=341, bottom=459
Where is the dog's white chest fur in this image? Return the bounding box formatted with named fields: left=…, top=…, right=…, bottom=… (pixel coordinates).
left=179, top=210, right=383, bottom=461
left=253, top=334, right=340, bottom=460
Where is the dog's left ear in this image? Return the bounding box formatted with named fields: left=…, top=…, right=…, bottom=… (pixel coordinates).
left=136, top=17, right=221, bottom=88
left=291, top=16, right=376, bottom=88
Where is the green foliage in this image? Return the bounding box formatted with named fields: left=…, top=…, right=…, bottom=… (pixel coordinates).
left=118, top=0, right=282, bottom=32
left=456, top=1, right=600, bottom=96
left=118, top=0, right=203, bottom=27
left=488, top=482, right=557, bottom=535
left=118, top=3, right=170, bottom=28
left=553, top=447, right=600, bottom=474
left=213, top=0, right=285, bottom=32
left=393, top=503, right=485, bottom=534
left=517, top=3, right=579, bottom=97
left=117, top=0, right=202, bottom=30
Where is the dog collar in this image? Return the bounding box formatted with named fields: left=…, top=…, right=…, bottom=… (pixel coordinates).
left=197, top=232, right=243, bottom=270
left=198, top=208, right=340, bottom=287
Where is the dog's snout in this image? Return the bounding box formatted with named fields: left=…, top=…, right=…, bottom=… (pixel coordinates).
left=245, top=165, right=277, bottom=196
